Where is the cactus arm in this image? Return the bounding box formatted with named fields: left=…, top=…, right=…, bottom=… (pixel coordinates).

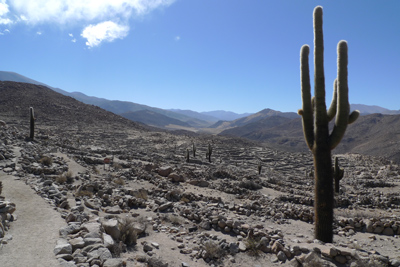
left=299, top=45, right=314, bottom=150
left=327, top=79, right=338, bottom=121
left=329, top=41, right=353, bottom=149
left=348, top=110, right=360, bottom=124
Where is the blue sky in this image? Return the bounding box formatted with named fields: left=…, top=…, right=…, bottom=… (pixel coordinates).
left=0, top=0, right=399, bottom=113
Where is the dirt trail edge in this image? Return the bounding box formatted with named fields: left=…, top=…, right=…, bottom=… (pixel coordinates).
left=0, top=173, right=66, bottom=267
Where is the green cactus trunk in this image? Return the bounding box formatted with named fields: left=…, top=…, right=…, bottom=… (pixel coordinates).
left=29, top=107, right=35, bottom=140
left=334, top=157, right=344, bottom=194
left=298, top=6, right=359, bottom=243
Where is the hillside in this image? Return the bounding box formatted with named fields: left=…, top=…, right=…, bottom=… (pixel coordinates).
left=0, top=81, right=145, bottom=132
left=210, top=108, right=299, bottom=131
left=222, top=112, right=400, bottom=162
left=120, top=110, right=191, bottom=128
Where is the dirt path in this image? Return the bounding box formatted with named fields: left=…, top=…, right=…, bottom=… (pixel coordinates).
left=0, top=173, right=66, bottom=267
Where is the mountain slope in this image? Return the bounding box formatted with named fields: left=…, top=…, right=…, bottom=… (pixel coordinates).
left=0, top=81, right=145, bottom=131
left=201, top=110, right=253, bottom=121
left=220, top=116, right=292, bottom=138
left=120, top=110, right=191, bottom=128
left=169, top=109, right=219, bottom=123
left=209, top=108, right=299, bottom=130
left=351, top=104, right=400, bottom=115
left=0, top=71, right=211, bottom=128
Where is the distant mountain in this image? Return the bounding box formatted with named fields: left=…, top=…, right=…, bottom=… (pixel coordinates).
left=220, top=116, right=292, bottom=138
left=120, top=110, right=191, bottom=128
left=0, top=71, right=51, bottom=87
left=351, top=104, right=400, bottom=115
left=169, top=109, right=219, bottom=123
left=210, top=108, right=299, bottom=131
left=0, top=71, right=211, bottom=128
left=201, top=110, right=252, bottom=121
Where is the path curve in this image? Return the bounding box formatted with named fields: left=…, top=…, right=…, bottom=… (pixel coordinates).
left=0, top=173, right=66, bottom=267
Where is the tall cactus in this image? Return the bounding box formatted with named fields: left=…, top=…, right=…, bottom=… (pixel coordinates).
left=298, top=6, right=359, bottom=242
left=29, top=107, right=35, bottom=140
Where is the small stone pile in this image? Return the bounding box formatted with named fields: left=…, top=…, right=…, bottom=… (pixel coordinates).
left=0, top=191, right=16, bottom=245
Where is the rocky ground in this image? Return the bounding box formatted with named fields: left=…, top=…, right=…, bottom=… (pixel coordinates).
left=0, top=121, right=400, bottom=267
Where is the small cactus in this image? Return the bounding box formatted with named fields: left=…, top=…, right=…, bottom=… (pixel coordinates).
left=29, top=107, right=35, bottom=140
left=207, top=143, right=213, bottom=163
left=334, top=157, right=344, bottom=194
left=258, top=161, right=262, bottom=175
left=186, top=149, right=190, bottom=163
left=193, top=143, right=196, bottom=158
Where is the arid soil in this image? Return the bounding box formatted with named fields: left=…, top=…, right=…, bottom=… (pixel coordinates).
left=0, top=81, right=400, bottom=267
left=0, top=119, right=399, bottom=267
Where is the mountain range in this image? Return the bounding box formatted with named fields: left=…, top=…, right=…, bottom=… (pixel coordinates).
left=2, top=71, right=400, bottom=162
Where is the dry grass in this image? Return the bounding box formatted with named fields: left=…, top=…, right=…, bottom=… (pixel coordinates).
left=75, top=190, right=93, bottom=198
left=132, top=189, right=148, bottom=201
left=245, top=236, right=262, bottom=257
left=55, top=170, right=74, bottom=184
left=113, top=177, right=125, bottom=186
left=203, top=240, right=225, bottom=259
left=118, top=217, right=138, bottom=246
left=39, top=156, right=53, bottom=166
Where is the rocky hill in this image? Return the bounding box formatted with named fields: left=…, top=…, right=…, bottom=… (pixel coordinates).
left=121, top=110, right=192, bottom=128
left=210, top=108, right=299, bottom=131
left=0, top=81, right=146, bottom=132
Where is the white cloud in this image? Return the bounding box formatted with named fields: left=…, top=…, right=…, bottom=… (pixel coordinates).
left=175, top=35, right=180, bottom=41
left=36, top=31, right=42, bottom=35
left=0, top=0, right=11, bottom=24
left=81, top=21, right=129, bottom=48
left=9, top=0, right=176, bottom=24
left=6, top=0, right=176, bottom=46
left=69, top=33, right=73, bottom=37
left=71, top=38, right=76, bottom=43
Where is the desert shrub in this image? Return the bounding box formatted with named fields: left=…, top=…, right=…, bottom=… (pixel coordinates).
left=56, top=171, right=74, bottom=184
left=55, top=175, right=67, bottom=184
left=132, top=189, right=148, bottom=200
left=65, top=170, right=74, bottom=184
left=113, top=162, right=123, bottom=170
left=203, top=240, right=225, bottom=259
left=245, top=236, right=261, bottom=257
left=118, top=217, right=138, bottom=246
left=113, top=177, right=125, bottom=186
left=0, top=181, right=2, bottom=195
left=39, top=156, right=53, bottom=166
left=75, top=190, right=93, bottom=198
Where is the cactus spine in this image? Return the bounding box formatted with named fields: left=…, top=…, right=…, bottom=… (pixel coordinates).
left=334, top=157, right=344, bottom=194
left=29, top=107, right=35, bottom=140
left=298, top=6, right=359, bottom=243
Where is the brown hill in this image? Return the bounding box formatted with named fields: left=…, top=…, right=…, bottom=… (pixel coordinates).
left=220, top=113, right=400, bottom=162
left=0, top=81, right=145, bottom=132
left=209, top=108, right=299, bottom=131
left=120, top=110, right=191, bottom=128
left=220, top=116, right=292, bottom=138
